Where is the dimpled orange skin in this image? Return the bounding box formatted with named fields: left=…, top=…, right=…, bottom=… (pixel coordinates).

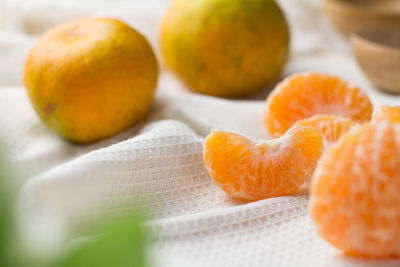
left=263, top=72, right=373, bottom=137
left=372, top=106, right=400, bottom=124
left=203, top=127, right=323, bottom=200
left=294, top=115, right=357, bottom=145
left=24, top=18, right=158, bottom=143
left=310, top=122, right=400, bottom=258
left=160, top=0, right=289, bottom=98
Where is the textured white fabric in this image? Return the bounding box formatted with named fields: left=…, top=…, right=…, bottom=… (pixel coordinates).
left=1, top=0, right=400, bottom=266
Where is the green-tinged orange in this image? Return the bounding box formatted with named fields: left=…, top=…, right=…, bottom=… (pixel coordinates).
left=24, top=18, right=158, bottom=143
left=161, top=0, right=289, bottom=98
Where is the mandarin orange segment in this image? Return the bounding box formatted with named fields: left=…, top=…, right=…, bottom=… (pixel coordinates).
left=310, top=122, right=400, bottom=258
left=263, top=72, right=373, bottom=137
left=294, top=115, right=357, bottom=145
left=203, top=127, right=323, bottom=200
left=372, top=106, right=400, bottom=124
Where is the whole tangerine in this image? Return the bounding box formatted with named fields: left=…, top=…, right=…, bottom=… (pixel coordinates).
left=160, top=0, right=289, bottom=98
left=24, top=18, right=158, bottom=143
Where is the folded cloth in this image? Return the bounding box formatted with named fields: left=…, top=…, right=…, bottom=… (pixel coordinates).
left=1, top=0, right=400, bottom=266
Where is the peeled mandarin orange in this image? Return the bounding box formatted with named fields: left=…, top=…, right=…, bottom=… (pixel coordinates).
left=263, top=72, right=373, bottom=137
left=310, top=122, right=400, bottom=258
left=294, top=115, right=357, bottom=145
left=203, top=126, right=323, bottom=200
left=372, top=106, right=400, bottom=124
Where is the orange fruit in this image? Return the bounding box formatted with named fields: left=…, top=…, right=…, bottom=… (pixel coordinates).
left=263, top=72, right=373, bottom=137
left=294, top=115, right=357, bottom=145
left=372, top=106, right=400, bottom=124
left=24, top=18, right=158, bottom=143
left=310, top=122, right=400, bottom=258
left=160, top=0, right=289, bottom=98
left=203, top=126, right=323, bottom=200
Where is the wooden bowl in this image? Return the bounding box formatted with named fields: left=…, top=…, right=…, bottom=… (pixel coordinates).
left=324, top=0, right=400, bottom=36
left=351, top=28, right=400, bottom=94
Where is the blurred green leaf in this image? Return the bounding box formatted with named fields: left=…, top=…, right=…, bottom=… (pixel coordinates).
left=0, top=143, right=150, bottom=267
left=0, top=144, right=38, bottom=267
left=50, top=210, right=149, bottom=267
left=0, top=145, right=16, bottom=267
